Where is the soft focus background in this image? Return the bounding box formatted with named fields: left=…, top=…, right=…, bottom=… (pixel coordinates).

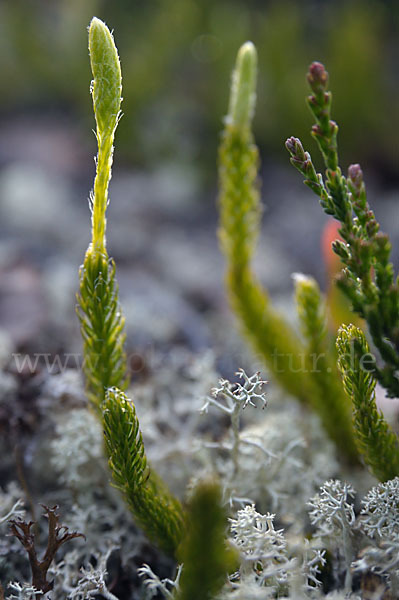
left=0, top=0, right=398, bottom=379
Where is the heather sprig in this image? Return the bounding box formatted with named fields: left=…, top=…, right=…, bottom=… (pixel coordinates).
left=77, top=17, right=128, bottom=411
left=336, top=325, right=399, bottom=482
left=286, top=62, right=399, bottom=398
left=103, top=387, right=186, bottom=556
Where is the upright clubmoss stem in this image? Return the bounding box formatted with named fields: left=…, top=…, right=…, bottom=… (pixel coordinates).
left=219, top=45, right=359, bottom=463
left=88, top=17, right=122, bottom=253
left=227, top=41, right=257, bottom=132
left=80, top=21, right=185, bottom=551
left=78, top=18, right=128, bottom=410
left=91, top=135, right=113, bottom=253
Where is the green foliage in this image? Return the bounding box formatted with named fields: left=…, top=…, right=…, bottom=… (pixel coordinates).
left=218, top=43, right=358, bottom=463
left=227, top=42, right=257, bottom=133
left=286, top=62, right=399, bottom=398
left=89, top=16, right=122, bottom=141
left=294, top=275, right=358, bottom=463
left=77, top=251, right=128, bottom=410
left=88, top=16, right=122, bottom=253
left=176, top=480, right=236, bottom=600
left=295, top=275, right=327, bottom=346
left=76, top=19, right=186, bottom=558
left=336, top=325, right=399, bottom=482
left=103, top=387, right=186, bottom=556
left=77, top=17, right=128, bottom=411
left=218, top=42, right=310, bottom=403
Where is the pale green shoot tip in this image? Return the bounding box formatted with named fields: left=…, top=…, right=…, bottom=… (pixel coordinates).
left=89, top=16, right=122, bottom=136
left=227, top=41, right=257, bottom=131
left=88, top=16, right=122, bottom=252
left=293, top=272, right=321, bottom=302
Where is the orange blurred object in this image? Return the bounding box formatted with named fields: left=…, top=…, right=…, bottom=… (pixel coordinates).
left=322, top=218, right=361, bottom=332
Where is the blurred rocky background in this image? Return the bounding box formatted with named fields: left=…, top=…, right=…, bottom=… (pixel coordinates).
left=0, top=0, right=398, bottom=380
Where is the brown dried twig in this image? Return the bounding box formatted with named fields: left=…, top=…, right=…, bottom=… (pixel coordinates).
left=9, top=505, right=85, bottom=594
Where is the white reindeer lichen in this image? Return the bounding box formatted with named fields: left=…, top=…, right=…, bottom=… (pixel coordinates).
left=200, top=369, right=267, bottom=476
left=360, top=476, right=399, bottom=539
left=308, top=479, right=356, bottom=591
left=229, top=505, right=295, bottom=594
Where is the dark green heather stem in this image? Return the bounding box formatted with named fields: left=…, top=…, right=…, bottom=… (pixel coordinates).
left=286, top=62, right=399, bottom=398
